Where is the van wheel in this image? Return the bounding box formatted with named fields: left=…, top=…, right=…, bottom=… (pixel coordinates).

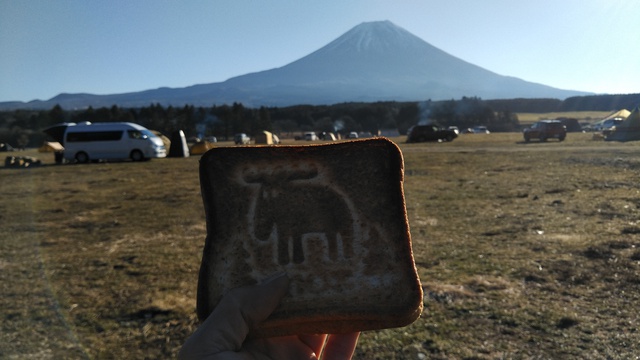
left=75, top=152, right=89, bottom=163
left=130, top=150, right=144, bottom=162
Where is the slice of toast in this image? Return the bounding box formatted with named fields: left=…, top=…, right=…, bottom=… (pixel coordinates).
left=197, top=137, right=423, bottom=337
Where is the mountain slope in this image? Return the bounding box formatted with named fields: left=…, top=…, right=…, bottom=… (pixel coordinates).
left=229, top=20, right=486, bottom=86
left=220, top=20, right=586, bottom=103
left=0, top=21, right=590, bottom=110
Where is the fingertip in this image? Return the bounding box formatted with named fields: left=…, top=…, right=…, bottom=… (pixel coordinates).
left=260, top=271, right=288, bottom=285
left=233, top=272, right=290, bottom=329
left=321, top=332, right=360, bottom=359
left=259, top=272, right=290, bottom=298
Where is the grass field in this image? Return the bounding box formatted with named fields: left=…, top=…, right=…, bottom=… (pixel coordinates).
left=2, top=132, right=640, bottom=359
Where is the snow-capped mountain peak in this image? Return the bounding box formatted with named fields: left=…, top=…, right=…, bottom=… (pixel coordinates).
left=0, top=20, right=591, bottom=110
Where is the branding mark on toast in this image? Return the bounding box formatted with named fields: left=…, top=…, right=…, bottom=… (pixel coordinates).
left=241, top=161, right=360, bottom=266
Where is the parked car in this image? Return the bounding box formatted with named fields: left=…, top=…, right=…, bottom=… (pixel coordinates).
left=347, top=132, right=358, bottom=139
left=43, top=121, right=166, bottom=163
left=523, top=120, right=566, bottom=142
left=406, top=125, right=457, bottom=143
left=304, top=132, right=318, bottom=141
left=472, top=126, right=490, bottom=134
left=581, top=122, right=593, bottom=132
left=559, top=118, right=582, bottom=132
left=234, top=133, right=250, bottom=144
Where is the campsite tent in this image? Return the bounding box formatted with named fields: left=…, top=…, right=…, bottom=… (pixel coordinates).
left=255, top=131, right=280, bottom=145
left=38, top=141, right=64, bottom=152
left=190, top=141, right=215, bottom=155
left=591, top=109, right=630, bottom=131
left=605, top=107, right=640, bottom=142
left=603, top=109, right=631, bottom=121
left=150, top=130, right=171, bottom=150
left=320, top=132, right=337, bottom=141
left=168, top=130, right=190, bottom=157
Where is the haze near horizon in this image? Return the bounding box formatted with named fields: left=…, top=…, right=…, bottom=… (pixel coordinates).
left=1, top=0, right=638, bottom=103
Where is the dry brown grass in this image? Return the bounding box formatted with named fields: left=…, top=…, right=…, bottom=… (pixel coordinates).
left=2, top=133, right=640, bottom=359
left=517, top=111, right=611, bottom=126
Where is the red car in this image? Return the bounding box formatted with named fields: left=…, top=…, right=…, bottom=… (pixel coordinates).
left=523, top=120, right=566, bottom=142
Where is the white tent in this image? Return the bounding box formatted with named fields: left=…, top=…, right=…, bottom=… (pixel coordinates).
left=602, top=109, right=630, bottom=121
left=605, top=107, right=640, bottom=142
left=592, top=109, right=630, bottom=131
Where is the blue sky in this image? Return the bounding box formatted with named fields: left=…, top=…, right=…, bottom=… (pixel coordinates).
left=1, top=0, right=638, bottom=103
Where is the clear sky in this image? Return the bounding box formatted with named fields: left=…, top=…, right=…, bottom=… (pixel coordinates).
left=1, top=0, right=638, bottom=103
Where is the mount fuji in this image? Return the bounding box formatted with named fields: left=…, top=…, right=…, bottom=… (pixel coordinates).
left=1, top=20, right=590, bottom=110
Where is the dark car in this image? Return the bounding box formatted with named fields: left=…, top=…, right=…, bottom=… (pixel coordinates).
left=406, top=125, right=458, bottom=143
left=523, top=120, right=566, bottom=142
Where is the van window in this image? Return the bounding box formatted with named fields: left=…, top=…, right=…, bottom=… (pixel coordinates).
left=66, top=130, right=123, bottom=142
left=127, top=130, right=148, bottom=139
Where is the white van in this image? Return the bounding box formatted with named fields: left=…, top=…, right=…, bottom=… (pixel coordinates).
left=47, top=122, right=167, bottom=163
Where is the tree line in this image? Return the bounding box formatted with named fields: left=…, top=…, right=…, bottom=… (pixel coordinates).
left=485, top=94, right=640, bottom=113
left=0, top=97, right=520, bottom=148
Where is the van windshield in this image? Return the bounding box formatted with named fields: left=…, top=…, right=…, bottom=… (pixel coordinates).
left=128, top=129, right=156, bottom=140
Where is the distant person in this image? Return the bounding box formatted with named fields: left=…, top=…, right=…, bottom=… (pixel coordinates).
left=179, top=273, right=360, bottom=359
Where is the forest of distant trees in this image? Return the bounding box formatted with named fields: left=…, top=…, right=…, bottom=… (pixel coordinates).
left=1, top=92, right=638, bottom=148
left=486, top=93, right=640, bottom=113
left=0, top=97, right=522, bottom=148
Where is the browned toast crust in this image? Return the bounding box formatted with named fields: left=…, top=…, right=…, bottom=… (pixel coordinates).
left=197, top=137, right=422, bottom=337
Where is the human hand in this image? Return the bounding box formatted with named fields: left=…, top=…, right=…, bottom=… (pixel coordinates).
left=179, top=273, right=360, bottom=359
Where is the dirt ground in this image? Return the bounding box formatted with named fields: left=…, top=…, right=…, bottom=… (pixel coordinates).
left=2, top=132, right=640, bottom=359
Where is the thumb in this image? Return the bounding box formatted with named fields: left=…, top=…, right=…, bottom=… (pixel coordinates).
left=179, top=273, right=290, bottom=359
